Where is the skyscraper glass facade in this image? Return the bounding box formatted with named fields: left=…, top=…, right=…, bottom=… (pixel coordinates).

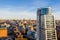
left=37, top=8, right=57, bottom=40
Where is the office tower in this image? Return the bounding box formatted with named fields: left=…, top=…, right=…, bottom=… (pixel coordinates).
left=36, top=7, right=57, bottom=40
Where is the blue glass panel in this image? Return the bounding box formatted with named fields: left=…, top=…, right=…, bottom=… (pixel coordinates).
left=41, top=8, right=48, bottom=15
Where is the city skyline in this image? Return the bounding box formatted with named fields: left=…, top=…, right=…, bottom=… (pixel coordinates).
left=0, top=0, right=60, bottom=20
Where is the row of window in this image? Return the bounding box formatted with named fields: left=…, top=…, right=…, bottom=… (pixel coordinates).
left=47, top=31, right=56, bottom=40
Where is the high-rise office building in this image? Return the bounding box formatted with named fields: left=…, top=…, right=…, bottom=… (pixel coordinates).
left=36, top=7, right=57, bottom=40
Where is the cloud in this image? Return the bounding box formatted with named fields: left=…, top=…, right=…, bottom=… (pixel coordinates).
left=53, top=11, right=60, bottom=20
left=52, top=3, right=60, bottom=20
left=0, top=6, right=36, bottom=20
left=0, top=0, right=60, bottom=20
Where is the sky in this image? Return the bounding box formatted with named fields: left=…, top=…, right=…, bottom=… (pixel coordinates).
left=0, top=0, right=60, bottom=20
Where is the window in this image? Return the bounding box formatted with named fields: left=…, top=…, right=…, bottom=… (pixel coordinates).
left=47, top=39, right=52, bottom=40
left=41, top=8, right=48, bottom=15
left=46, top=30, right=56, bottom=40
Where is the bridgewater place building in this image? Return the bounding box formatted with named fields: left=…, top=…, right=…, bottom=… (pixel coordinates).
left=36, top=7, right=57, bottom=40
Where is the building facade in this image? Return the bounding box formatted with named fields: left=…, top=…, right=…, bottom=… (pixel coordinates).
left=36, top=8, right=57, bottom=40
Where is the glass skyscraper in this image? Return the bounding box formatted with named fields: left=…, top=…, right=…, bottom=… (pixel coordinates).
left=36, top=7, right=57, bottom=40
